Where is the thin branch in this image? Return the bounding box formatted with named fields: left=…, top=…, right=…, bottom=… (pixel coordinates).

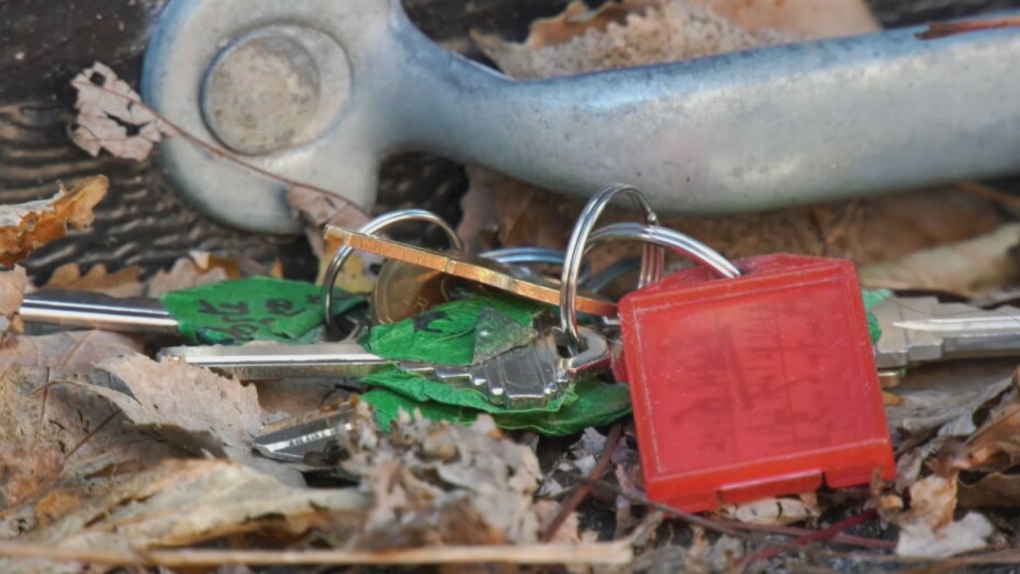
left=0, top=541, right=633, bottom=568
left=954, top=181, right=1020, bottom=212
left=542, top=423, right=622, bottom=542
left=916, top=15, right=1020, bottom=39
left=70, top=79, right=369, bottom=220
left=737, top=509, right=880, bottom=566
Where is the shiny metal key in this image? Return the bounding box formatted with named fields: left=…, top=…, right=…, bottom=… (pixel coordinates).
left=20, top=290, right=179, bottom=334
left=161, top=327, right=610, bottom=409
left=872, top=296, right=1020, bottom=369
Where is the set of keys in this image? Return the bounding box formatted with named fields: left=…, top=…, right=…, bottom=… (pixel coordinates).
left=17, top=184, right=1020, bottom=512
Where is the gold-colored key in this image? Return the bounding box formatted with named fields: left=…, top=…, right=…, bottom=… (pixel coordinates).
left=326, top=226, right=616, bottom=317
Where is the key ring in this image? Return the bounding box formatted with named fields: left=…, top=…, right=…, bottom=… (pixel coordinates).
left=560, top=184, right=665, bottom=353
left=321, top=209, right=463, bottom=334
left=559, top=221, right=740, bottom=352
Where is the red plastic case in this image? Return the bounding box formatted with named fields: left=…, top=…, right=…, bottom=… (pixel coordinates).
left=618, top=253, right=894, bottom=512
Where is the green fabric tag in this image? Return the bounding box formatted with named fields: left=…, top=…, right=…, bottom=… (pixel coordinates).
left=862, top=289, right=893, bottom=344
left=363, top=294, right=545, bottom=365
left=161, top=277, right=364, bottom=345
left=363, top=378, right=631, bottom=436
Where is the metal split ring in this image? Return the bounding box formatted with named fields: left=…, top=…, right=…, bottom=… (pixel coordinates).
left=321, top=209, right=463, bottom=334
left=559, top=184, right=665, bottom=353
left=558, top=221, right=740, bottom=351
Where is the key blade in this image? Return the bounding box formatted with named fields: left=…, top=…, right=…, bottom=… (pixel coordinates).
left=160, top=342, right=392, bottom=380
left=255, top=403, right=356, bottom=463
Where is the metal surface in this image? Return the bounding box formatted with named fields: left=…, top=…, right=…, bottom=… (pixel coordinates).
left=143, top=0, right=1020, bottom=234
left=325, top=225, right=617, bottom=316
left=872, top=296, right=1020, bottom=369
left=560, top=184, right=663, bottom=353
left=322, top=208, right=463, bottom=334
left=20, top=289, right=179, bottom=334
left=162, top=326, right=608, bottom=408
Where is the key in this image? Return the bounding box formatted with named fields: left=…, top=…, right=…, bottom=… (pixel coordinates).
left=870, top=296, right=1020, bottom=370
left=585, top=223, right=895, bottom=514
left=325, top=225, right=616, bottom=316
left=161, top=326, right=610, bottom=409
left=20, top=289, right=179, bottom=334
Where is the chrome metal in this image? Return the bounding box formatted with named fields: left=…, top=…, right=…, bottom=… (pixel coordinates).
left=144, top=1, right=1020, bottom=234
left=584, top=223, right=741, bottom=280
left=20, top=290, right=179, bottom=334
left=871, top=296, right=1020, bottom=369
left=560, top=184, right=664, bottom=353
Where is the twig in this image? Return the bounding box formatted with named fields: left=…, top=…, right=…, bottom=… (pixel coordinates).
left=583, top=478, right=893, bottom=550
left=916, top=15, right=1020, bottom=39
left=736, top=509, right=880, bottom=567
left=954, top=181, right=1020, bottom=212
left=0, top=541, right=632, bottom=568
left=70, top=79, right=369, bottom=220
left=542, top=423, right=623, bottom=542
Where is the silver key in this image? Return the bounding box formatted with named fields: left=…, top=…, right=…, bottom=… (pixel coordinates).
left=872, top=296, right=1020, bottom=369
left=160, top=327, right=610, bottom=409
left=20, top=290, right=179, bottom=334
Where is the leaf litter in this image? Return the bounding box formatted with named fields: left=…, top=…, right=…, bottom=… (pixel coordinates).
left=4, top=0, right=1020, bottom=572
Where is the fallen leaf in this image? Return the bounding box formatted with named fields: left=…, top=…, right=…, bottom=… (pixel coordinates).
left=896, top=512, right=994, bottom=558
left=906, top=474, right=958, bottom=532
left=338, top=403, right=543, bottom=549
left=859, top=224, right=1020, bottom=297
left=472, top=0, right=794, bottom=80
left=716, top=493, right=820, bottom=526
left=959, top=472, right=1020, bottom=509
left=692, top=0, right=878, bottom=38
left=70, top=62, right=175, bottom=161
left=29, top=458, right=369, bottom=553
left=0, top=176, right=109, bottom=267
left=82, top=354, right=260, bottom=461
left=0, top=266, right=29, bottom=334
left=884, top=360, right=1016, bottom=438
left=0, top=330, right=143, bottom=372
left=287, top=185, right=370, bottom=260
left=43, top=263, right=143, bottom=298
left=144, top=252, right=236, bottom=298
left=958, top=384, right=1020, bottom=473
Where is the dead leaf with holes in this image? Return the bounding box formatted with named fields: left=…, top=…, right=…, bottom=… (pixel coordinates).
left=0, top=176, right=108, bottom=267
left=70, top=62, right=176, bottom=161
left=22, top=458, right=369, bottom=555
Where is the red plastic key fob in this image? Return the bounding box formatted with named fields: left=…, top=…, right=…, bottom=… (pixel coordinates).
left=618, top=253, right=894, bottom=513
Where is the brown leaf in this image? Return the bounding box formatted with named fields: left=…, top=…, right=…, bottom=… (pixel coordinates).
left=32, top=458, right=369, bottom=552
left=961, top=384, right=1020, bottom=473
left=339, top=405, right=543, bottom=550
left=859, top=224, right=1020, bottom=297
left=0, top=267, right=29, bottom=334
left=0, top=330, right=142, bottom=372
left=692, top=0, right=878, bottom=38
left=70, top=62, right=175, bottom=161
left=287, top=186, right=371, bottom=260
left=43, top=263, right=143, bottom=298
left=959, top=472, right=1020, bottom=509
left=81, top=355, right=261, bottom=461
left=143, top=252, right=237, bottom=298
left=0, top=176, right=108, bottom=267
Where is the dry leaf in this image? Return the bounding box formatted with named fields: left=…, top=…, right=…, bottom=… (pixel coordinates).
left=958, top=386, right=1020, bottom=473
left=144, top=251, right=237, bottom=298
left=884, top=361, right=1016, bottom=438
left=896, top=512, right=994, bottom=558
left=692, top=0, right=878, bottom=38
left=30, top=458, right=369, bottom=553
left=0, top=330, right=143, bottom=372
left=287, top=186, right=370, bottom=260
left=338, top=403, right=543, bottom=549
left=0, top=266, right=29, bottom=334
left=472, top=0, right=794, bottom=80
left=70, top=62, right=175, bottom=161
left=43, top=262, right=143, bottom=298
left=82, top=355, right=260, bottom=460
left=859, top=224, right=1020, bottom=297
left=959, top=472, right=1020, bottom=509
left=716, top=493, right=820, bottom=526
left=0, top=176, right=108, bottom=267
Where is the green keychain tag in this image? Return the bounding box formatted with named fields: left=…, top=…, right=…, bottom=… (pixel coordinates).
left=161, top=277, right=364, bottom=345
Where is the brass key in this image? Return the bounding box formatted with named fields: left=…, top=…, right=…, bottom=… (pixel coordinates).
left=325, top=226, right=615, bottom=316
